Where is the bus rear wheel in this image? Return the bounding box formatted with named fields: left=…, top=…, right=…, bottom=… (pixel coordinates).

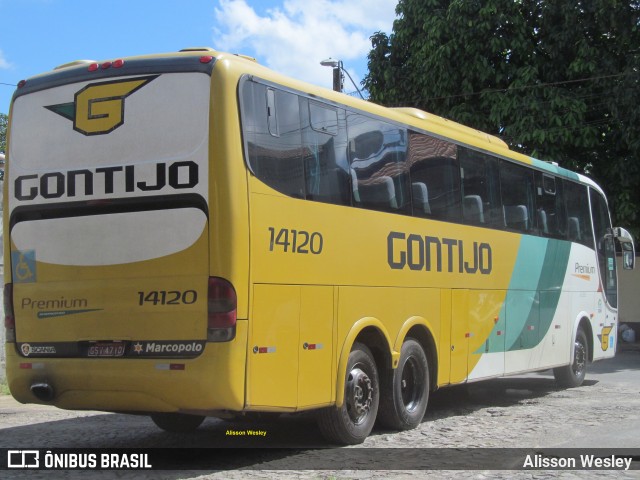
left=151, top=412, right=205, bottom=433
left=317, top=343, right=379, bottom=445
left=378, top=338, right=429, bottom=430
left=554, top=329, right=588, bottom=388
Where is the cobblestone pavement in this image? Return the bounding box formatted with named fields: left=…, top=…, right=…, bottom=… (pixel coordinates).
left=1, top=346, right=639, bottom=480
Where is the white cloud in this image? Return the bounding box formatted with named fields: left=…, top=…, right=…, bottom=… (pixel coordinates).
left=0, top=48, right=12, bottom=69
left=213, top=0, right=397, bottom=90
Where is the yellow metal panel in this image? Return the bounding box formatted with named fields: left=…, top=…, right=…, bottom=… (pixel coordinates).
left=298, top=285, right=334, bottom=407
left=450, top=289, right=469, bottom=384
left=209, top=66, right=251, bottom=319
left=438, top=289, right=452, bottom=386
left=249, top=178, right=521, bottom=293
left=247, top=284, right=300, bottom=408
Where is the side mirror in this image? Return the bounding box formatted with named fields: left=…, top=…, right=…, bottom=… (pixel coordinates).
left=614, top=227, right=635, bottom=270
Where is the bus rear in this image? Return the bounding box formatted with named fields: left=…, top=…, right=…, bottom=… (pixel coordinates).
left=3, top=51, right=245, bottom=419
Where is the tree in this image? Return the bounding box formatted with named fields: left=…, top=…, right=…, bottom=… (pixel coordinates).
left=364, top=0, right=640, bottom=237
left=0, top=112, right=7, bottom=154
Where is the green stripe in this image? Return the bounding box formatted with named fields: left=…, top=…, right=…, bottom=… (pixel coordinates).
left=529, top=157, right=580, bottom=181
left=476, top=236, right=571, bottom=354
left=503, top=236, right=547, bottom=350
left=507, top=238, right=571, bottom=351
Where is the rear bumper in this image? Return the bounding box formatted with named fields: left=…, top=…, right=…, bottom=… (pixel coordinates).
left=6, top=320, right=248, bottom=415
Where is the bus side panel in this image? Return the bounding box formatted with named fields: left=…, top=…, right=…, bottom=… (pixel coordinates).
left=534, top=290, right=572, bottom=368
left=298, top=285, right=334, bottom=407
left=449, top=289, right=469, bottom=384
left=246, top=284, right=334, bottom=410
left=336, top=285, right=441, bottom=364
left=247, top=284, right=299, bottom=409
left=438, top=289, right=452, bottom=386
left=467, top=289, right=507, bottom=381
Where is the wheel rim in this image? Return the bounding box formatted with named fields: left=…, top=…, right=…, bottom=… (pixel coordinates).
left=400, top=356, right=422, bottom=412
left=346, top=365, right=374, bottom=425
left=572, top=339, right=586, bottom=378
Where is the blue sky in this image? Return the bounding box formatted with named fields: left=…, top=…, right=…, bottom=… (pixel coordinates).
left=0, top=0, right=398, bottom=114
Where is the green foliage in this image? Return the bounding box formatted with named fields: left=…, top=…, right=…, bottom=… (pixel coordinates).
left=364, top=0, right=640, bottom=238
left=0, top=112, right=7, bottom=154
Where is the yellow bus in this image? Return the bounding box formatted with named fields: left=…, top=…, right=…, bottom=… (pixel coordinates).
left=4, top=48, right=635, bottom=444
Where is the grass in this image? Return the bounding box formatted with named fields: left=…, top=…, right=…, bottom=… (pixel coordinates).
left=0, top=379, right=9, bottom=395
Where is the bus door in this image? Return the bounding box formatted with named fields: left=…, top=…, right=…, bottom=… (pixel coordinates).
left=590, top=189, right=618, bottom=356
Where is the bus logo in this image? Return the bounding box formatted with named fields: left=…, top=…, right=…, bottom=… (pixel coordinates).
left=599, top=325, right=613, bottom=351
left=45, top=75, right=158, bottom=136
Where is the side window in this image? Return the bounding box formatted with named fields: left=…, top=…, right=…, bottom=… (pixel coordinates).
left=590, top=188, right=617, bottom=307
left=347, top=113, right=410, bottom=214
left=309, top=102, right=338, bottom=135
left=241, top=81, right=305, bottom=198
left=563, top=180, right=594, bottom=249
left=459, top=147, right=502, bottom=227
left=500, top=161, right=536, bottom=233
left=407, top=131, right=461, bottom=221
left=302, top=100, right=350, bottom=205
left=534, top=172, right=566, bottom=239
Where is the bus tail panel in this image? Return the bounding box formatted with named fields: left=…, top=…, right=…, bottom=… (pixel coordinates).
left=5, top=61, right=219, bottom=410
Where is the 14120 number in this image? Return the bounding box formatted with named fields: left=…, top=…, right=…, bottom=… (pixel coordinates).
left=268, top=227, right=323, bottom=254
left=137, top=290, right=198, bottom=306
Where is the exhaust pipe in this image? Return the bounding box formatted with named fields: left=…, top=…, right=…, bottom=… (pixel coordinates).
left=31, top=383, right=55, bottom=402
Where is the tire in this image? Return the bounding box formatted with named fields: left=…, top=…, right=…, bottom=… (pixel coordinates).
left=554, top=329, right=588, bottom=388
left=317, top=343, right=379, bottom=445
left=378, top=338, right=429, bottom=430
left=151, top=412, right=205, bottom=433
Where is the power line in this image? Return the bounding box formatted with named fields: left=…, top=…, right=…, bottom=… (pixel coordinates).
left=1, top=82, right=17, bottom=87
left=422, top=72, right=632, bottom=102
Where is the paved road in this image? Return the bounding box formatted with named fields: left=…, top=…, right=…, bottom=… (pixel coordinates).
left=1, top=345, right=639, bottom=479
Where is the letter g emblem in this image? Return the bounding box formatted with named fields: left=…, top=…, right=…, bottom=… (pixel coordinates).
left=46, top=75, right=157, bottom=136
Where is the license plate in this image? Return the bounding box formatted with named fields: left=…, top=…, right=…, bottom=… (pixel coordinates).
left=87, top=342, right=126, bottom=357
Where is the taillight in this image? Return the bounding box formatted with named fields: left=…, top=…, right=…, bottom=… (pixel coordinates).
left=88, top=59, right=124, bottom=72
left=4, top=283, right=16, bottom=342
left=207, top=277, right=236, bottom=342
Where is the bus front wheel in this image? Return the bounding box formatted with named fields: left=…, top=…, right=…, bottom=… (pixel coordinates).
left=553, top=329, right=588, bottom=388
left=150, top=412, right=205, bottom=433
left=378, top=338, right=429, bottom=430
left=317, top=343, right=379, bottom=445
